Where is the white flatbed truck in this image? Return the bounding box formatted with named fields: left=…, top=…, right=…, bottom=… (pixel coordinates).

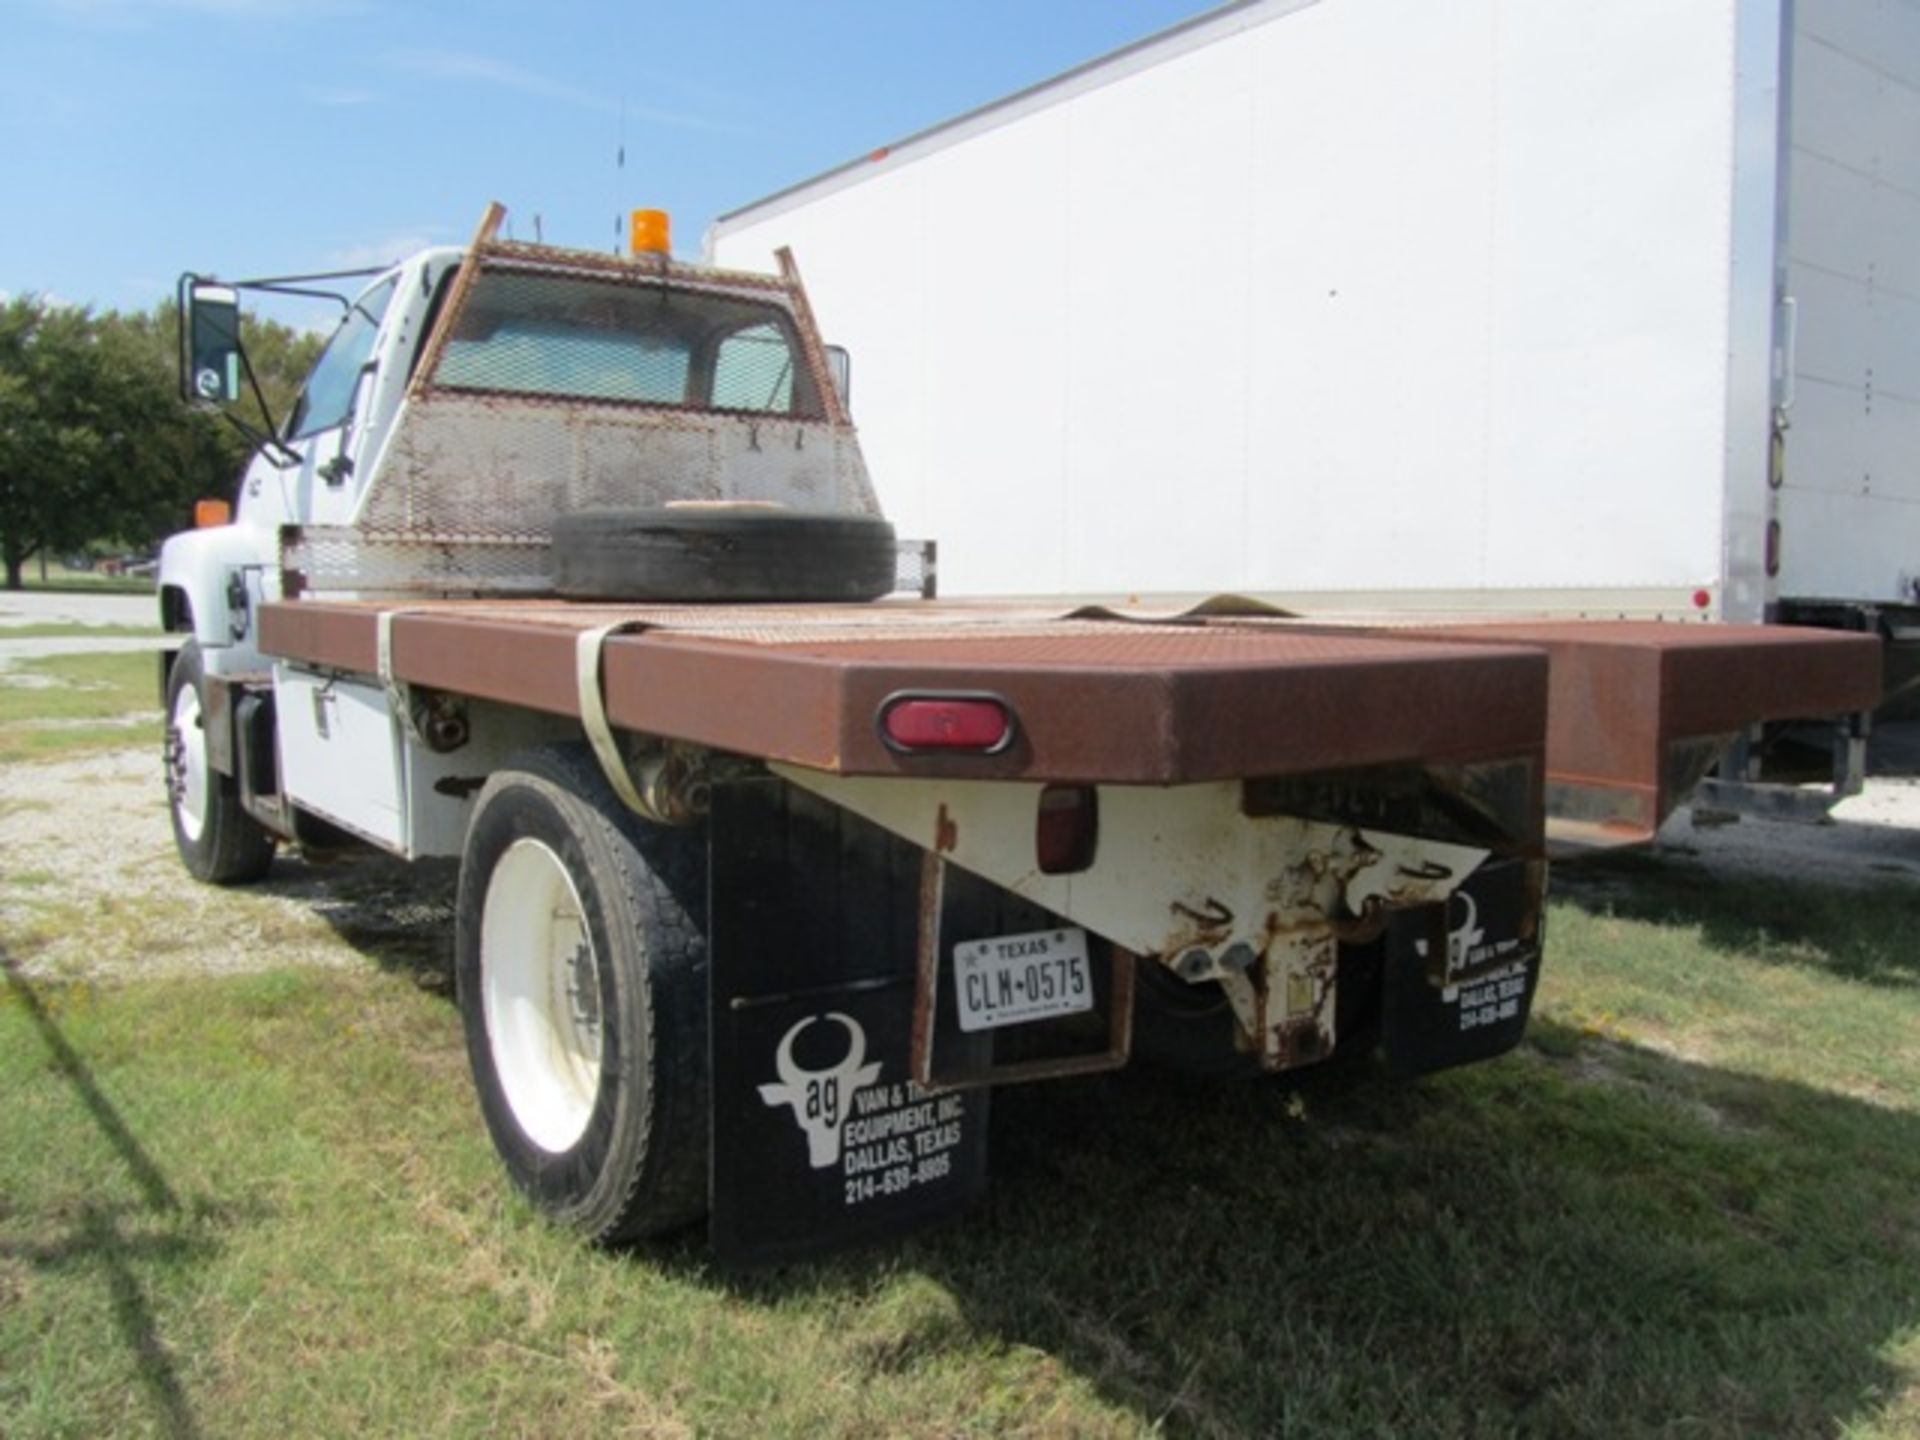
left=157, top=208, right=1876, bottom=1261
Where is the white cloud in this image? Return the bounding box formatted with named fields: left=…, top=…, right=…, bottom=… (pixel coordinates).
left=384, top=48, right=761, bottom=137
left=323, top=231, right=444, bottom=270
left=304, top=85, right=375, bottom=107
left=387, top=49, right=616, bottom=116
left=41, top=0, right=362, bottom=21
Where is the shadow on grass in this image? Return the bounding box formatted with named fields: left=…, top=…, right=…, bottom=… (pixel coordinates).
left=677, top=1031, right=1920, bottom=1438
left=0, top=954, right=218, bottom=1440
left=1551, top=847, right=1920, bottom=990
left=254, top=850, right=460, bottom=993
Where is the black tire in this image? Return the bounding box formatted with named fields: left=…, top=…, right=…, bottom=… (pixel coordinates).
left=551, top=507, right=897, bottom=602
left=455, top=744, right=709, bottom=1242
left=164, top=640, right=274, bottom=885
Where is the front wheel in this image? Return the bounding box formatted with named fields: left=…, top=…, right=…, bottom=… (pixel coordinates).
left=165, top=641, right=274, bottom=885
left=455, top=745, right=709, bottom=1243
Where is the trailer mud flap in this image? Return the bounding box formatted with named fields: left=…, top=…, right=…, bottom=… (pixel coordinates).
left=708, top=778, right=989, bottom=1267
left=1381, top=856, right=1543, bottom=1079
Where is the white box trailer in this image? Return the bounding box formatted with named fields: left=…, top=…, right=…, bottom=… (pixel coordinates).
left=709, top=0, right=1920, bottom=753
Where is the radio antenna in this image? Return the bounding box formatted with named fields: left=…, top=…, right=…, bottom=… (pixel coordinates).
left=613, top=95, right=627, bottom=255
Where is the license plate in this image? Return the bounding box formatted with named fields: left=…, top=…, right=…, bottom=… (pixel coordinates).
left=953, top=927, right=1093, bottom=1033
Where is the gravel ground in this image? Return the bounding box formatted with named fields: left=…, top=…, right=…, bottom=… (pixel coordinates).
left=0, top=747, right=454, bottom=983
left=1631, top=773, right=1920, bottom=890
left=0, top=589, right=158, bottom=628
left=0, top=588, right=169, bottom=670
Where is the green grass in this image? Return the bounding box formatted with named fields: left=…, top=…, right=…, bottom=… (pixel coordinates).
left=2, top=862, right=1917, bottom=1438
left=0, top=623, right=162, bottom=640
left=0, top=651, right=161, bottom=763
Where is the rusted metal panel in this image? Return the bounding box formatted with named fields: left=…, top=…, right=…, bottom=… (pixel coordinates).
left=404, top=201, right=502, bottom=402
left=1299, top=618, right=1883, bottom=844
left=259, top=599, right=1550, bottom=785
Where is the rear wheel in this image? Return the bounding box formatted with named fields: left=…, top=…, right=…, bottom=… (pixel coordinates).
left=164, top=641, right=274, bottom=884
left=455, top=745, right=709, bottom=1242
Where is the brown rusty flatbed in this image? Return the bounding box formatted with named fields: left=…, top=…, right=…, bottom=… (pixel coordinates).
left=257, top=599, right=1878, bottom=824
left=259, top=597, right=1549, bottom=784
left=1272, top=616, right=1882, bottom=842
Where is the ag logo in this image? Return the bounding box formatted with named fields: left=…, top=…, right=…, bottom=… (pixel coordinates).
left=1413, top=889, right=1486, bottom=982
left=757, top=1012, right=882, bottom=1169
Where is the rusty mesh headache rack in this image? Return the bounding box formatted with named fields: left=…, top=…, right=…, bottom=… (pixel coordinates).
left=281, top=218, right=919, bottom=600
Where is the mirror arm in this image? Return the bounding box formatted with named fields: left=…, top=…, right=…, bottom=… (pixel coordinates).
left=233, top=343, right=300, bottom=467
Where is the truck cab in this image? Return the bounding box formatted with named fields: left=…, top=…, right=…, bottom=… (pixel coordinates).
left=161, top=223, right=871, bottom=664
left=161, top=249, right=459, bottom=665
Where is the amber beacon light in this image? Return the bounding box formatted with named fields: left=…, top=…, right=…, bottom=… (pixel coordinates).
left=629, top=209, right=671, bottom=257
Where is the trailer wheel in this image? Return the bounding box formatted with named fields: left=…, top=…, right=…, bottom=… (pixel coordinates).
left=551, top=507, right=897, bottom=602
left=164, top=641, right=274, bottom=885
left=456, top=745, right=708, bottom=1243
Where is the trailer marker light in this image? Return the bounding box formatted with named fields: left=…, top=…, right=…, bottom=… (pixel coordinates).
left=878, top=694, right=1013, bottom=754
left=1692, top=589, right=1711, bottom=611
left=1036, top=784, right=1098, bottom=874
left=195, top=499, right=231, bottom=528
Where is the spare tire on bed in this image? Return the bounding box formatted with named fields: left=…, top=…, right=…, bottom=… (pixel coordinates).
left=551, top=506, right=898, bottom=603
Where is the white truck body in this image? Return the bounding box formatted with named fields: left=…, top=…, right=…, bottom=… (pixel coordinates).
left=709, top=0, right=1919, bottom=625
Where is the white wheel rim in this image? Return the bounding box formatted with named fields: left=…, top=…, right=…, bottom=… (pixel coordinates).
left=481, top=838, right=604, bottom=1153
left=167, top=683, right=209, bottom=843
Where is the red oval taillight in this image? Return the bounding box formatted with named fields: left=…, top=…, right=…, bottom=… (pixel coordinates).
left=879, top=695, right=1013, bottom=753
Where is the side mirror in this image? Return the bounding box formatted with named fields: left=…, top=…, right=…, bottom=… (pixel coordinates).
left=179, top=276, right=242, bottom=408
left=825, top=344, right=852, bottom=411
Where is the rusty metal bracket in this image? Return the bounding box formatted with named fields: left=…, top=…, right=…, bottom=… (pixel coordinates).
left=407, top=201, right=503, bottom=399
left=909, top=852, right=1136, bottom=1091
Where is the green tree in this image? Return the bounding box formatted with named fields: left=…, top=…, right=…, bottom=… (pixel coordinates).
left=0, top=296, right=167, bottom=589
left=0, top=294, right=324, bottom=589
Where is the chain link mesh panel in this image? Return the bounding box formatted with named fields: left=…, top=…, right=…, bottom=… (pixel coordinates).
left=432, top=266, right=823, bottom=419
left=284, top=529, right=937, bottom=600
left=319, top=250, right=884, bottom=597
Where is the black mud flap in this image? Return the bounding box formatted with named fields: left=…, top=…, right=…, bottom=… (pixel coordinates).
left=708, top=778, right=990, bottom=1268
left=1381, top=856, right=1544, bottom=1079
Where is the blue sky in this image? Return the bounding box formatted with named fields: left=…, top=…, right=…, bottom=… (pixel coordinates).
left=2, top=0, right=1212, bottom=313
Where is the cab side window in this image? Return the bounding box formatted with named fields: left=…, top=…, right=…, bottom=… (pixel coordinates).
left=288, top=278, right=397, bottom=440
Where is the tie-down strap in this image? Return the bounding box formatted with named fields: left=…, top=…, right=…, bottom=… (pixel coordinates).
left=574, top=620, right=655, bottom=814
left=376, top=608, right=428, bottom=744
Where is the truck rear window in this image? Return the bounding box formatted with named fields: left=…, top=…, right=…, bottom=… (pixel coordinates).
left=432, top=268, right=822, bottom=420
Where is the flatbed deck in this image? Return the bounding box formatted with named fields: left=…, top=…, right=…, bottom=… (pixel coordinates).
left=258, top=598, right=1548, bottom=784
left=257, top=597, right=1879, bottom=835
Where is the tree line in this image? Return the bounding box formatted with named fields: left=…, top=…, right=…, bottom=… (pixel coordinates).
left=0, top=295, right=323, bottom=590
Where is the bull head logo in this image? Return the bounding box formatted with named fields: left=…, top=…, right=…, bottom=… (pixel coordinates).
left=1414, top=890, right=1485, bottom=980
left=757, top=1012, right=883, bottom=1169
